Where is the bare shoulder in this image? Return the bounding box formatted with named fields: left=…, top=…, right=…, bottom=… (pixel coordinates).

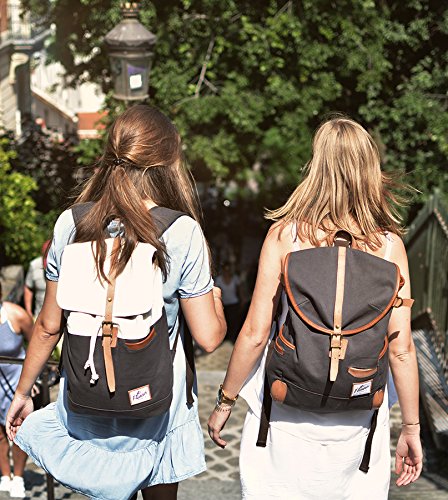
left=266, top=220, right=295, bottom=247
left=385, top=232, right=407, bottom=261
left=2, top=301, right=31, bottom=332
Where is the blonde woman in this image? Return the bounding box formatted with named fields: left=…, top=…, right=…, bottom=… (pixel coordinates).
left=208, top=117, right=422, bottom=499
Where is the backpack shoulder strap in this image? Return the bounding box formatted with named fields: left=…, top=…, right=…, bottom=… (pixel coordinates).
left=151, top=207, right=186, bottom=236
left=71, top=202, right=95, bottom=227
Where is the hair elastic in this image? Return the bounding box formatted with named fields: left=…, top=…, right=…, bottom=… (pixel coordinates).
left=112, top=157, right=126, bottom=166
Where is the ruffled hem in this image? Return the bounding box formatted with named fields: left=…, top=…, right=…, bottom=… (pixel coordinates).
left=15, top=403, right=206, bottom=500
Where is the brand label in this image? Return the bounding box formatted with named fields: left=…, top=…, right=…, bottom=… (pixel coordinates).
left=350, top=379, right=373, bottom=397
left=128, top=385, right=152, bottom=406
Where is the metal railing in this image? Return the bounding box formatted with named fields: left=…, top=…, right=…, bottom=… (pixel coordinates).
left=0, top=356, right=58, bottom=500
left=405, top=191, right=448, bottom=453
left=0, top=1, right=49, bottom=45
left=405, top=191, right=448, bottom=372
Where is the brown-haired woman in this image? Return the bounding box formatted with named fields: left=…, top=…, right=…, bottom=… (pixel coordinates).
left=6, top=105, right=226, bottom=500
left=208, top=117, right=422, bottom=499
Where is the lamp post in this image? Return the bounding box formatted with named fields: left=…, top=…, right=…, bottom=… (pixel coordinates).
left=104, top=2, right=156, bottom=101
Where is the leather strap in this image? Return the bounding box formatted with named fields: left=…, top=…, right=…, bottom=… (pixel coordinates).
left=394, top=297, right=414, bottom=308
left=102, top=237, right=120, bottom=393
left=359, top=409, right=379, bottom=473
left=330, top=246, right=347, bottom=382
left=256, top=342, right=275, bottom=447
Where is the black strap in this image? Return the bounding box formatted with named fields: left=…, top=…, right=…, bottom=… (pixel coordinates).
left=256, top=342, right=275, bottom=447
left=359, top=409, right=379, bottom=473
left=256, top=372, right=273, bottom=447
left=71, top=203, right=186, bottom=238
left=171, top=313, right=195, bottom=407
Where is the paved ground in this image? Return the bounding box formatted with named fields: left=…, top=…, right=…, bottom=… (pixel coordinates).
left=1, top=341, right=447, bottom=499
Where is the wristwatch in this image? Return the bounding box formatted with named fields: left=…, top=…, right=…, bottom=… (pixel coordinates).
left=217, top=384, right=238, bottom=407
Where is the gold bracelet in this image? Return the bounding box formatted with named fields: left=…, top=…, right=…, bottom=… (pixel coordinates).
left=214, top=402, right=233, bottom=413
left=401, top=422, right=420, bottom=426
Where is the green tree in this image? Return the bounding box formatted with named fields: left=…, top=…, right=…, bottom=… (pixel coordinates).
left=22, top=0, right=448, bottom=215
left=0, top=139, right=45, bottom=266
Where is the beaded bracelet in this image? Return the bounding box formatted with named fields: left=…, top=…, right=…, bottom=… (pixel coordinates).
left=401, top=422, right=420, bottom=426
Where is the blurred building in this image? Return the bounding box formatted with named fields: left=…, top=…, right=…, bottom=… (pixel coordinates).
left=31, top=50, right=106, bottom=140
left=0, top=0, right=105, bottom=140
left=0, top=0, right=48, bottom=135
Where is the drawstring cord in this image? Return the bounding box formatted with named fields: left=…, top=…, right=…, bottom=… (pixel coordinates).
left=84, top=325, right=101, bottom=384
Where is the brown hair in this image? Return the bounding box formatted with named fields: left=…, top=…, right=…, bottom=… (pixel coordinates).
left=74, top=105, right=203, bottom=281
left=266, top=117, right=407, bottom=249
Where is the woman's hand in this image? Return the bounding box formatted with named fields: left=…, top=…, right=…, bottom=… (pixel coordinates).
left=395, top=428, right=423, bottom=486
left=207, top=408, right=232, bottom=448
left=5, top=394, right=34, bottom=441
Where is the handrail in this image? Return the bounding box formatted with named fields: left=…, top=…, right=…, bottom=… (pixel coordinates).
left=0, top=356, right=58, bottom=500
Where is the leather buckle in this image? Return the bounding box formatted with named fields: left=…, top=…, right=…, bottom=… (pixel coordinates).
left=102, top=320, right=116, bottom=337
left=394, top=297, right=403, bottom=308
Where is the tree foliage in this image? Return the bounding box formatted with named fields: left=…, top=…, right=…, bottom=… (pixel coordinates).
left=0, top=140, right=45, bottom=266
left=22, top=0, right=448, bottom=216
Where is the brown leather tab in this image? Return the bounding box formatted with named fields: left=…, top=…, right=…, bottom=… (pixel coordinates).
left=329, top=246, right=347, bottom=382
left=125, top=328, right=156, bottom=350
left=348, top=366, right=378, bottom=378
left=101, top=237, right=120, bottom=394
left=271, top=380, right=287, bottom=403
left=394, top=297, right=414, bottom=308
left=372, top=389, right=384, bottom=409
left=328, top=337, right=348, bottom=360
left=103, top=339, right=116, bottom=393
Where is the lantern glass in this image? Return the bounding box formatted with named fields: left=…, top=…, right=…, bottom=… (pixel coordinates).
left=109, top=52, right=152, bottom=101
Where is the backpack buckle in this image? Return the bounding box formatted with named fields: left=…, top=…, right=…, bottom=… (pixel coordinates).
left=102, top=321, right=118, bottom=348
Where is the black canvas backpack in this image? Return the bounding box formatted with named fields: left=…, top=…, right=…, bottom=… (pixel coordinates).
left=257, top=230, right=413, bottom=472
left=57, top=203, right=195, bottom=418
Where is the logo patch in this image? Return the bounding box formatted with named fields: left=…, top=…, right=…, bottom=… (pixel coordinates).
left=351, top=379, right=373, bottom=397
left=128, top=385, right=152, bottom=406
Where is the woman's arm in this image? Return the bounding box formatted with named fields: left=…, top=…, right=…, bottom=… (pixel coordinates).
left=6, top=281, right=63, bottom=440
left=23, top=286, right=34, bottom=317
left=208, top=224, right=286, bottom=447
left=181, top=287, right=226, bottom=353
left=388, top=236, right=423, bottom=486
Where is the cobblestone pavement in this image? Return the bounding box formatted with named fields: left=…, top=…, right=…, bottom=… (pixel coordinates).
left=1, top=341, right=447, bottom=499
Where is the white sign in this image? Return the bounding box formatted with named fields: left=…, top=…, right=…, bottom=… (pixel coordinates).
left=128, top=384, right=152, bottom=406
left=350, top=379, right=373, bottom=397
left=129, top=73, right=143, bottom=90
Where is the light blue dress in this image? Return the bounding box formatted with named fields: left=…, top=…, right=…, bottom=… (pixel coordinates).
left=15, top=208, right=213, bottom=500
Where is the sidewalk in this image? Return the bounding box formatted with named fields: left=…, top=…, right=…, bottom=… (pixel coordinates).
left=1, top=341, right=447, bottom=499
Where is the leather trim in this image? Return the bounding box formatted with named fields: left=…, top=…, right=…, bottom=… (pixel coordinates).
left=348, top=366, right=378, bottom=378
left=283, top=253, right=402, bottom=336
left=274, top=338, right=284, bottom=355
left=394, top=297, right=414, bottom=308
left=333, top=246, right=346, bottom=333
left=271, top=380, right=287, bottom=403
left=279, top=326, right=295, bottom=350
left=378, top=336, right=388, bottom=359
left=372, top=389, right=384, bottom=409
left=125, top=328, right=156, bottom=350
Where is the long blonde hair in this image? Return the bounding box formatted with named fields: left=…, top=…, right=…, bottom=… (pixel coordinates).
left=74, top=105, right=203, bottom=281
left=266, top=117, right=406, bottom=249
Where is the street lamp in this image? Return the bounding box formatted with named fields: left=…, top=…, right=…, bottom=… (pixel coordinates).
left=104, top=2, right=156, bottom=101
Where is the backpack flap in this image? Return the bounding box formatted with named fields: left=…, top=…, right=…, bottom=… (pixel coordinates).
left=57, top=238, right=162, bottom=318
left=283, top=247, right=401, bottom=336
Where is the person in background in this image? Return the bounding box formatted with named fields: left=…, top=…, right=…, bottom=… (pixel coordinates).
left=215, top=263, right=243, bottom=343
left=24, top=241, right=51, bottom=318
left=0, top=282, right=33, bottom=498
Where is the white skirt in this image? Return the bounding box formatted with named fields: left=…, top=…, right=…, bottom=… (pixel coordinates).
left=239, top=405, right=391, bottom=500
